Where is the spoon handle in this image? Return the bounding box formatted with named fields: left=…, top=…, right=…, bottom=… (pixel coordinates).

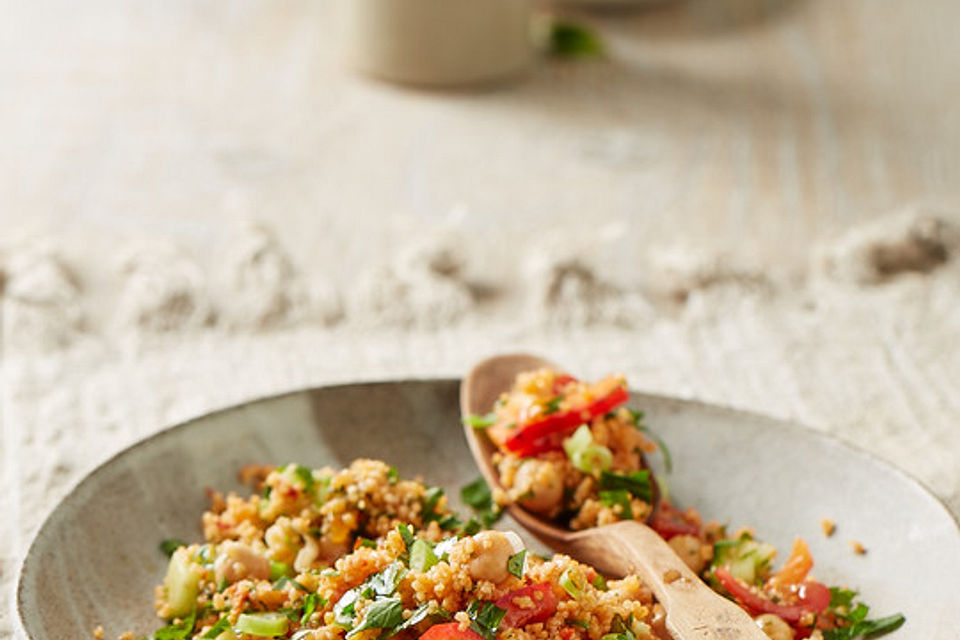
left=567, top=521, right=768, bottom=640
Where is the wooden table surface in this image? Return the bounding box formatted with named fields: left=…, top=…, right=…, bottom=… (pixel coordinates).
left=1, top=0, right=958, bottom=282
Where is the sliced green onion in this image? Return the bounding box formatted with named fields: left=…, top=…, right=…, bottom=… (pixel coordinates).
left=235, top=612, right=289, bottom=637
left=592, top=574, right=608, bottom=590
left=559, top=567, right=587, bottom=599
left=410, top=538, right=439, bottom=573
left=563, top=425, right=613, bottom=474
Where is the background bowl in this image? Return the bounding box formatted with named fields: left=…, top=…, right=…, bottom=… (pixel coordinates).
left=16, top=380, right=960, bottom=639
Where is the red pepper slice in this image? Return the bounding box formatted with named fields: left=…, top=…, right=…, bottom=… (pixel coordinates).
left=649, top=502, right=701, bottom=540
left=490, top=384, right=629, bottom=456
left=418, top=622, right=485, bottom=640
left=496, top=583, right=559, bottom=629
left=715, top=567, right=830, bottom=623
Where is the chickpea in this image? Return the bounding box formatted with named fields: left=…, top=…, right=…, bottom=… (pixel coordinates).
left=214, top=541, right=270, bottom=584
left=512, top=459, right=564, bottom=515
left=755, top=614, right=795, bottom=640
left=667, top=535, right=706, bottom=573
left=467, top=531, right=525, bottom=584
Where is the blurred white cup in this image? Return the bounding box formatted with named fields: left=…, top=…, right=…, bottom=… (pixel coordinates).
left=335, top=0, right=534, bottom=86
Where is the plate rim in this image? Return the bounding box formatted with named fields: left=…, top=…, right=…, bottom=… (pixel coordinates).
left=14, top=377, right=960, bottom=638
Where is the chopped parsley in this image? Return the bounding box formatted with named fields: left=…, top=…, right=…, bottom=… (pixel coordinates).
left=599, top=470, right=652, bottom=503
left=462, top=413, right=498, bottom=429
left=823, top=614, right=905, bottom=639
left=422, top=486, right=446, bottom=523
left=460, top=477, right=502, bottom=527
left=544, top=394, right=564, bottom=415
left=387, top=466, right=399, bottom=484
left=346, top=597, right=404, bottom=638
left=300, top=593, right=325, bottom=624
left=507, top=550, right=527, bottom=579
left=466, top=601, right=507, bottom=640
left=152, top=609, right=196, bottom=640
left=824, top=587, right=905, bottom=639
left=592, top=574, right=608, bottom=591
left=159, top=538, right=187, bottom=558
left=599, top=489, right=633, bottom=519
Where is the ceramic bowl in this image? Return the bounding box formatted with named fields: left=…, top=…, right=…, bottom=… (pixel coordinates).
left=335, top=0, right=534, bottom=86
left=15, top=380, right=960, bottom=639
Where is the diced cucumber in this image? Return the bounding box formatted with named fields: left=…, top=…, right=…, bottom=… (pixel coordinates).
left=235, top=612, right=289, bottom=637
left=711, top=537, right=776, bottom=585
left=409, top=539, right=438, bottom=573
left=163, top=548, right=200, bottom=618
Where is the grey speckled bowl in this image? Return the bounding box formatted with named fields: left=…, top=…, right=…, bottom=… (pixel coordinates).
left=16, top=380, right=960, bottom=639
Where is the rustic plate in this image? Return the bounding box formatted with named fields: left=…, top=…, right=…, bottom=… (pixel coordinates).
left=15, top=380, right=960, bottom=639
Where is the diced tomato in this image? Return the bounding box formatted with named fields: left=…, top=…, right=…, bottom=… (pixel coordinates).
left=489, top=384, right=629, bottom=456
left=419, top=622, right=485, bottom=640
left=552, top=374, right=577, bottom=393
left=649, top=502, right=701, bottom=540
left=496, top=583, right=559, bottom=629
left=715, top=567, right=830, bottom=623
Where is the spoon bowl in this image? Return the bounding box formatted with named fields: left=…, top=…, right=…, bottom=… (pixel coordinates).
left=460, top=353, right=769, bottom=640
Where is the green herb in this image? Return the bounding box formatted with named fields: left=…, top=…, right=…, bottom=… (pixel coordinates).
left=569, top=620, right=591, bottom=630
left=460, top=477, right=502, bottom=527
left=462, top=519, right=482, bottom=536
left=461, top=477, right=493, bottom=509
left=333, top=589, right=360, bottom=628
left=466, top=601, right=507, bottom=640
left=397, top=602, right=448, bottom=633
left=200, top=616, right=229, bottom=639
left=599, top=470, right=652, bottom=503
left=823, top=613, right=905, bottom=639
left=235, top=612, right=289, bottom=637
left=437, top=514, right=463, bottom=531
left=829, top=586, right=858, bottom=610
left=159, top=538, right=187, bottom=558
left=410, top=538, right=439, bottom=573
left=261, top=484, right=272, bottom=501
left=422, top=486, right=446, bottom=523
left=544, top=394, right=564, bottom=415
left=153, top=609, right=196, bottom=640
left=549, top=21, right=604, bottom=59
left=358, top=537, right=378, bottom=549
left=462, top=413, right=498, bottom=429
left=598, top=489, right=633, bottom=519
left=300, top=593, right=325, bottom=625
left=270, top=560, right=290, bottom=581
left=366, top=562, right=407, bottom=598
left=398, top=524, right=416, bottom=551
left=347, top=597, right=404, bottom=638
left=387, top=466, right=399, bottom=484
left=559, top=567, right=587, bottom=599
left=592, top=574, right=608, bottom=590
left=507, top=550, right=527, bottom=579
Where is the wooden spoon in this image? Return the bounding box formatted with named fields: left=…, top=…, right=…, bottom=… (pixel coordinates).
left=460, top=353, right=768, bottom=640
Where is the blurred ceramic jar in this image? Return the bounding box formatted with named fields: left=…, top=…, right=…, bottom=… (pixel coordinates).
left=335, top=0, right=534, bottom=86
